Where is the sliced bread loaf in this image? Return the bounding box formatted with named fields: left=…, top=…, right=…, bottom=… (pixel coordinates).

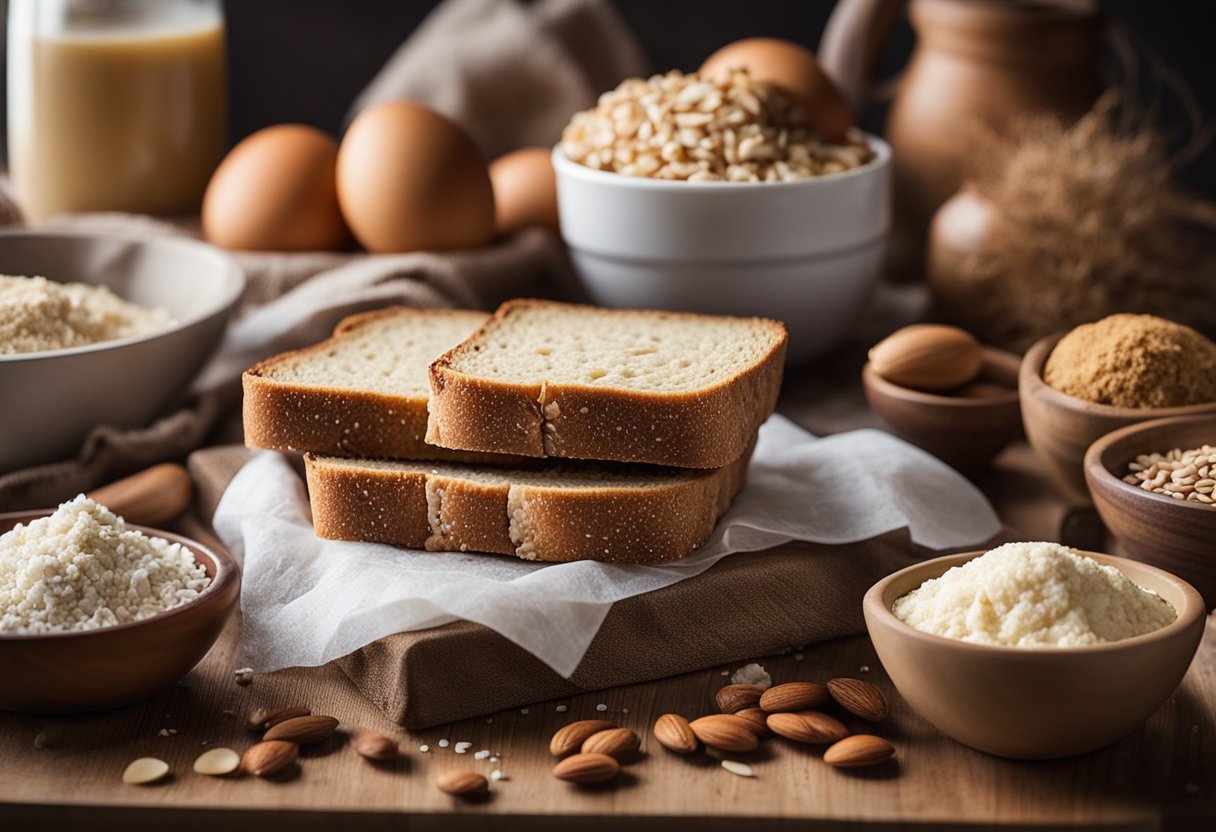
left=304, top=445, right=751, bottom=563
left=426, top=300, right=787, bottom=468
left=243, top=307, right=507, bottom=461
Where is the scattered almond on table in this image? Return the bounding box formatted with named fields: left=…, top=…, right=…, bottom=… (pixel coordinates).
left=122, top=757, right=170, bottom=785
left=193, top=747, right=241, bottom=776
left=653, top=713, right=698, bottom=753
left=262, top=714, right=339, bottom=744
left=553, top=752, right=620, bottom=784
left=352, top=731, right=400, bottom=761
left=549, top=719, right=615, bottom=757
left=241, top=740, right=299, bottom=777
left=581, top=727, right=640, bottom=761
left=437, top=769, right=489, bottom=796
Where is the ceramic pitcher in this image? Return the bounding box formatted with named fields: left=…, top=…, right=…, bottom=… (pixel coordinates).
left=819, top=0, right=1103, bottom=277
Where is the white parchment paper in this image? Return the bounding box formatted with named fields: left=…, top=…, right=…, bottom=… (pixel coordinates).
left=213, top=416, right=1000, bottom=677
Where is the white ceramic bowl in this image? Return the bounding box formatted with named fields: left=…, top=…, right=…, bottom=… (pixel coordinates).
left=552, top=136, right=891, bottom=363
left=0, top=231, right=243, bottom=473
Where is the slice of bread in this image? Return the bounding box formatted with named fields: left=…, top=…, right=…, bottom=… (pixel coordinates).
left=243, top=307, right=508, bottom=461
left=426, top=300, right=787, bottom=468
left=304, top=444, right=752, bottom=563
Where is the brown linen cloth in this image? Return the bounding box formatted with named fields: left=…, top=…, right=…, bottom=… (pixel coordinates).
left=347, top=0, right=647, bottom=157
left=188, top=444, right=928, bottom=728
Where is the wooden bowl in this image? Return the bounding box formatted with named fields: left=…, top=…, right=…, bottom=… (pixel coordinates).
left=1084, top=414, right=1216, bottom=610
left=864, top=550, right=1206, bottom=760
left=0, top=512, right=240, bottom=713
left=861, top=346, right=1022, bottom=473
left=1019, top=333, right=1216, bottom=501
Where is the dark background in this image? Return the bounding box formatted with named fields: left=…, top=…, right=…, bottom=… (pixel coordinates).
left=217, top=0, right=1216, bottom=195
left=2, top=1, right=1214, bottom=194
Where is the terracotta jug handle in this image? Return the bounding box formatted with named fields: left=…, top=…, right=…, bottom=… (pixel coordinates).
left=819, top=0, right=906, bottom=111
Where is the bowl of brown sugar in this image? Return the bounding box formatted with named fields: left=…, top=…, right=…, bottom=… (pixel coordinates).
left=1020, top=314, right=1216, bottom=500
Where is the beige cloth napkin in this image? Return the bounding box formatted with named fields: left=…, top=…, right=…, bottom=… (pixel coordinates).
left=0, top=0, right=646, bottom=511
left=348, top=0, right=647, bottom=158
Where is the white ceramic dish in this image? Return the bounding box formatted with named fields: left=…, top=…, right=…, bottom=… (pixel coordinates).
left=0, top=231, right=243, bottom=472
left=552, top=135, right=892, bottom=363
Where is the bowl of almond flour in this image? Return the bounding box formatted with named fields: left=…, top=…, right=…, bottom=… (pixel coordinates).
left=0, top=230, right=244, bottom=473
left=864, top=542, right=1205, bottom=759
left=0, top=496, right=239, bottom=712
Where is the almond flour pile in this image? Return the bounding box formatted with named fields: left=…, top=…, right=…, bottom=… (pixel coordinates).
left=0, top=274, right=174, bottom=355
left=561, top=69, right=873, bottom=183
left=0, top=496, right=210, bottom=633
left=892, top=542, right=1176, bottom=647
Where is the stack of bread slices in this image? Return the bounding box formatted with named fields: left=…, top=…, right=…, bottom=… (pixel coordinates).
left=242, top=300, right=787, bottom=563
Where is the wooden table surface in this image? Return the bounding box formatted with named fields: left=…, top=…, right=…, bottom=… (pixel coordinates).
left=2, top=355, right=1214, bottom=831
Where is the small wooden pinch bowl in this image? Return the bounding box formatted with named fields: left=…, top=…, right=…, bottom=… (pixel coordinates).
left=1019, top=333, right=1216, bottom=502
left=864, top=550, right=1205, bottom=760
left=861, top=346, right=1022, bottom=473
left=1084, top=414, right=1216, bottom=610
left=0, top=511, right=240, bottom=713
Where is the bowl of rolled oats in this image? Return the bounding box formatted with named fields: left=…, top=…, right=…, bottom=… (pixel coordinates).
left=555, top=69, right=890, bottom=362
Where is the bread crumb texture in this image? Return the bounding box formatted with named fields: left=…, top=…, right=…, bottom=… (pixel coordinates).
left=0, top=496, right=209, bottom=634
left=893, top=542, right=1176, bottom=647
left=444, top=302, right=781, bottom=393
left=255, top=309, right=486, bottom=397
left=0, top=274, right=173, bottom=355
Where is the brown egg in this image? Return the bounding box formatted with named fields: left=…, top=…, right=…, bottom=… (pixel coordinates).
left=699, top=38, right=854, bottom=143
left=336, top=100, right=494, bottom=253
left=203, top=124, right=349, bottom=252
left=489, top=147, right=559, bottom=235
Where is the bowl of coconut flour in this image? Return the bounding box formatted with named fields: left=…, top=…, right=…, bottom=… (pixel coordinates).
left=0, top=496, right=239, bottom=712
left=863, top=541, right=1206, bottom=759
left=0, top=230, right=243, bottom=473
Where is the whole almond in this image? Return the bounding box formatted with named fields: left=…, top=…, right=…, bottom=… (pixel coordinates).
left=733, top=707, right=773, bottom=737
left=689, top=714, right=759, bottom=753
left=352, top=731, right=399, bottom=761
left=549, top=720, right=615, bottom=757
left=263, top=714, right=339, bottom=744
left=553, top=752, right=620, bottom=784
left=653, top=714, right=698, bottom=753
left=868, top=324, right=983, bottom=391
left=715, top=684, right=764, bottom=714
left=437, top=769, right=488, bottom=796
left=766, top=711, right=849, bottom=744
left=245, top=706, right=311, bottom=732
left=824, top=734, right=896, bottom=768
left=122, top=757, right=169, bottom=785
left=581, top=727, right=640, bottom=761
left=87, top=463, right=193, bottom=526
left=241, top=740, right=299, bottom=777
left=827, top=678, right=889, bottom=722
left=759, top=682, right=828, bottom=713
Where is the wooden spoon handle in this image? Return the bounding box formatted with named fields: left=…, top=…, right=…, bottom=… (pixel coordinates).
left=87, top=463, right=194, bottom=526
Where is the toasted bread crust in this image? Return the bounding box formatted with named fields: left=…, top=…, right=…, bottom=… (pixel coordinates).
left=304, top=443, right=753, bottom=564
left=425, top=300, right=787, bottom=468
left=242, top=307, right=509, bottom=462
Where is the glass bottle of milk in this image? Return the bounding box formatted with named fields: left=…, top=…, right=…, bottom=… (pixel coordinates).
left=7, top=0, right=228, bottom=220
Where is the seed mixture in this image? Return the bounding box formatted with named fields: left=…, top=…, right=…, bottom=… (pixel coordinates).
left=1124, top=444, right=1216, bottom=505
left=561, top=69, right=873, bottom=182
left=0, top=495, right=209, bottom=633
left=0, top=273, right=174, bottom=355
left=1043, top=313, right=1216, bottom=408
left=892, top=542, right=1176, bottom=647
